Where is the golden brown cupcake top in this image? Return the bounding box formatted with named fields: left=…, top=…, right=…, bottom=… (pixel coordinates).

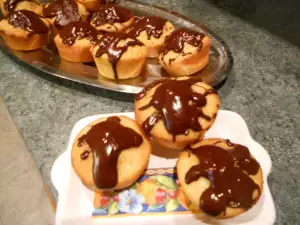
left=3, top=0, right=39, bottom=12
left=58, top=21, right=98, bottom=45
left=5, top=10, right=48, bottom=35
left=43, top=0, right=81, bottom=29
left=160, top=28, right=206, bottom=64
left=185, top=139, right=261, bottom=217
left=90, top=4, right=133, bottom=27
left=136, top=77, right=218, bottom=140
left=126, top=16, right=167, bottom=39
left=77, top=116, right=143, bottom=189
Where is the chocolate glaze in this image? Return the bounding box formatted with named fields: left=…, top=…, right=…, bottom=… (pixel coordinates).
left=80, top=150, right=90, bottom=160
left=7, top=10, right=49, bottom=35
left=95, top=32, right=143, bottom=79
left=161, top=28, right=205, bottom=65
left=59, top=21, right=98, bottom=46
left=127, top=16, right=167, bottom=39
left=185, top=141, right=260, bottom=216
left=43, top=0, right=80, bottom=29
left=4, top=0, right=38, bottom=12
left=90, top=4, right=133, bottom=29
left=78, top=117, right=143, bottom=189
left=137, top=78, right=217, bottom=140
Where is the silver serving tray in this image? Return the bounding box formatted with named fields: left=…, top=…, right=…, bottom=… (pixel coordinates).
left=0, top=0, right=233, bottom=94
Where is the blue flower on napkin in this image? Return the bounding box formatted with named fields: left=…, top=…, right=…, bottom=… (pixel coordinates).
left=118, top=189, right=145, bottom=214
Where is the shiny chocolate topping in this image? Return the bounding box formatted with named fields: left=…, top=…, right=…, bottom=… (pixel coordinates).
left=4, top=0, right=38, bottom=12
left=90, top=4, right=133, bottom=28
left=161, top=28, right=205, bottom=64
left=137, top=78, right=217, bottom=140
left=43, top=0, right=80, bottom=29
left=127, top=16, right=167, bottom=39
left=7, top=10, right=49, bottom=35
left=78, top=117, right=143, bottom=189
left=59, top=21, right=98, bottom=46
left=95, top=32, right=143, bottom=79
left=185, top=140, right=261, bottom=216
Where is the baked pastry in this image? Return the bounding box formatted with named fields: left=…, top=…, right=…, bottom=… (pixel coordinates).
left=0, top=0, right=42, bottom=16
left=176, top=138, right=263, bottom=219
left=54, top=21, right=98, bottom=62
left=72, top=116, right=151, bottom=190
left=126, top=16, right=174, bottom=58
left=90, top=4, right=134, bottom=32
left=90, top=32, right=148, bottom=80
left=0, top=10, right=50, bottom=51
left=159, top=28, right=211, bottom=77
left=43, top=0, right=88, bottom=35
left=134, top=77, right=220, bottom=150
left=75, top=0, right=105, bottom=12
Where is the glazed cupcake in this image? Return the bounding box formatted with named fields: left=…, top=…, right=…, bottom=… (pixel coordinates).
left=134, top=77, right=220, bottom=150
left=0, top=10, right=50, bottom=51
left=159, top=28, right=211, bottom=77
left=176, top=138, right=263, bottom=219
left=54, top=21, right=98, bottom=62
left=90, top=32, right=148, bottom=80
left=0, top=0, right=42, bottom=16
left=126, top=16, right=174, bottom=58
left=90, top=4, right=134, bottom=32
left=43, top=0, right=88, bottom=35
left=72, top=116, right=152, bottom=190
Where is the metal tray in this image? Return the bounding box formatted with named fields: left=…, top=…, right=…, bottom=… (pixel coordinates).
left=0, top=0, right=233, bottom=94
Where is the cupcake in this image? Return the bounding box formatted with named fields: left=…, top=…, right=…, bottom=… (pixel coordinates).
left=176, top=138, right=263, bottom=219
left=159, top=28, right=211, bottom=77
left=90, top=32, right=148, bottom=80
left=0, top=10, right=50, bottom=51
left=54, top=21, right=98, bottom=62
left=72, top=116, right=152, bottom=190
left=90, top=4, right=134, bottom=32
left=42, top=0, right=88, bottom=35
left=126, top=16, right=174, bottom=58
left=0, top=0, right=42, bottom=16
left=134, top=77, right=220, bottom=150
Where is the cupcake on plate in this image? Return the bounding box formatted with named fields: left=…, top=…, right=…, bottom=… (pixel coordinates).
left=90, top=32, right=148, bottom=80
left=176, top=138, right=263, bottom=219
left=134, top=77, right=220, bottom=150
left=42, top=0, right=88, bottom=35
left=159, top=28, right=211, bottom=77
left=0, top=0, right=42, bottom=16
left=0, top=10, right=50, bottom=51
left=54, top=21, right=99, bottom=63
left=72, top=116, right=152, bottom=190
left=90, top=4, right=134, bottom=32
left=126, top=16, right=174, bottom=58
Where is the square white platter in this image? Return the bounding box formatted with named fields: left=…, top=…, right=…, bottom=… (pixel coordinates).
left=51, top=110, right=276, bottom=225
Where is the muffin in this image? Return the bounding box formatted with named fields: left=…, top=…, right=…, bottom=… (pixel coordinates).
left=177, top=138, right=263, bottom=219
left=90, top=4, right=134, bottom=32
left=90, top=32, right=148, bottom=80
left=72, top=116, right=152, bottom=190
left=134, top=77, right=220, bottom=150
left=54, top=21, right=98, bottom=62
left=159, top=28, right=211, bottom=77
left=0, top=0, right=42, bottom=16
left=43, top=0, right=88, bottom=35
left=126, top=16, right=174, bottom=58
left=0, top=10, right=50, bottom=51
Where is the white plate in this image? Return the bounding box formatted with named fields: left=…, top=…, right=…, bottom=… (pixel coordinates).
left=51, top=110, right=276, bottom=225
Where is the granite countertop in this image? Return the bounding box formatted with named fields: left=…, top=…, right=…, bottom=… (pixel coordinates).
left=0, top=0, right=299, bottom=224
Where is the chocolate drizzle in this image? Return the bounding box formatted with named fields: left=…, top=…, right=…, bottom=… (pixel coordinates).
left=78, top=117, right=143, bottom=189
left=127, top=16, right=167, bottom=39
left=161, top=28, right=205, bottom=65
left=185, top=141, right=261, bottom=216
left=137, top=78, right=217, bottom=140
left=95, top=32, right=143, bottom=79
left=4, top=0, right=38, bottom=12
left=43, top=0, right=81, bottom=29
left=90, top=4, right=133, bottom=28
left=59, top=21, right=98, bottom=46
left=6, top=10, right=49, bottom=35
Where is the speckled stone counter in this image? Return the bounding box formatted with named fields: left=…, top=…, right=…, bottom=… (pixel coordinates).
left=0, top=0, right=299, bottom=224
